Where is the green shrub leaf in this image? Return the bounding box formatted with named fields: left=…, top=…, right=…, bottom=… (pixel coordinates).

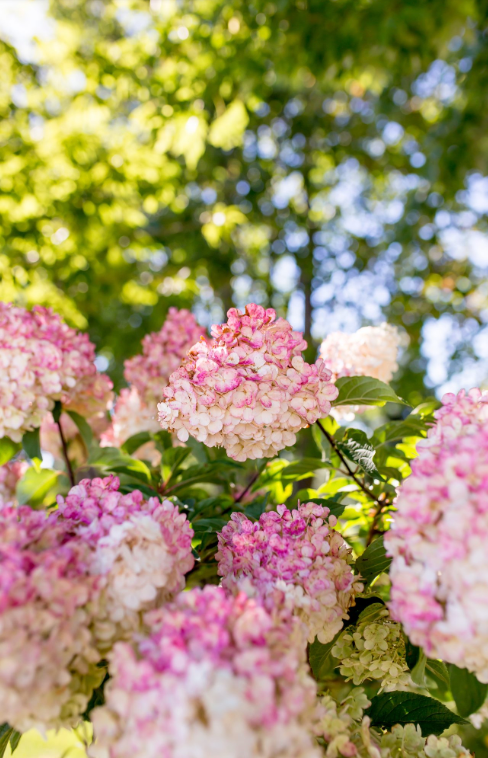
left=366, top=692, right=467, bottom=734
left=22, top=428, right=41, bottom=461
left=0, top=437, right=21, bottom=466
left=332, top=376, right=408, bottom=408
left=449, top=665, right=488, bottom=717
left=16, top=467, right=59, bottom=507
left=355, top=536, right=392, bottom=585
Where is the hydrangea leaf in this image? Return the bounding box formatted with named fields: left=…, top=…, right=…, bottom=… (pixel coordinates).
left=0, top=437, right=21, bottom=466
left=332, top=377, right=409, bottom=408
left=366, top=692, right=467, bottom=734
left=21, top=428, right=41, bottom=462
left=355, top=536, right=392, bottom=585
left=449, top=664, right=488, bottom=717
left=16, top=467, right=59, bottom=508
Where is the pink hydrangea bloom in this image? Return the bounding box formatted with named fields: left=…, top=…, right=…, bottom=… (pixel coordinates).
left=158, top=304, right=338, bottom=461
left=124, top=308, right=207, bottom=405
left=56, top=475, right=194, bottom=648
left=90, top=586, right=321, bottom=758
left=216, top=502, right=363, bottom=643
left=386, top=389, right=488, bottom=681
left=0, top=303, right=112, bottom=442
left=0, top=459, right=27, bottom=507
left=320, top=325, right=401, bottom=420
left=320, top=324, right=400, bottom=384
left=0, top=505, right=102, bottom=731
left=100, top=387, right=161, bottom=464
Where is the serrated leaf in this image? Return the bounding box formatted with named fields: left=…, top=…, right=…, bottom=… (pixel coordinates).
left=366, top=692, right=467, bottom=734
left=66, top=410, right=94, bottom=449
left=355, top=536, right=392, bottom=585
left=373, top=416, right=430, bottom=446
left=357, top=602, right=386, bottom=625
left=332, top=376, right=408, bottom=408
left=121, top=431, right=152, bottom=455
left=244, top=493, right=269, bottom=520
left=0, top=437, right=21, bottom=466
left=449, top=665, right=488, bottom=717
left=22, top=428, right=41, bottom=461
left=337, top=429, right=383, bottom=479
left=192, top=517, right=229, bottom=535
left=16, top=467, right=59, bottom=507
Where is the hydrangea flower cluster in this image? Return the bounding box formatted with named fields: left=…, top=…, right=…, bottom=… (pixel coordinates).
left=0, top=504, right=102, bottom=732
left=124, top=307, right=206, bottom=405
left=0, top=477, right=194, bottom=731
left=381, top=728, right=470, bottom=758
left=0, top=303, right=112, bottom=442
left=90, top=586, right=321, bottom=758
left=331, top=604, right=411, bottom=691
left=216, top=502, right=362, bottom=643
left=158, top=304, right=338, bottom=461
left=56, top=475, right=194, bottom=649
left=0, top=459, right=27, bottom=507
left=386, top=388, right=488, bottom=682
left=319, top=324, right=400, bottom=384
left=320, top=324, right=401, bottom=419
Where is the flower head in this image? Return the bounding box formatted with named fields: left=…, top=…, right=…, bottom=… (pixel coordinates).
left=0, top=303, right=112, bottom=442
left=0, top=505, right=101, bottom=732
left=386, top=388, right=488, bottom=682
left=124, top=308, right=206, bottom=405
left=158, top=304, right=338, bottom=461
left=90, top=586, right=320, bottom=758
left=56, top=475, right=194, bottom=648
left=217, top=502, right=362, bottom=643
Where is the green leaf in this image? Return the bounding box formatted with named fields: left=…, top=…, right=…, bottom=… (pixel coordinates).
left=332, top=376, right=408, bottom=408
left=355, top=536, right=392, bottom=585
left=308, top=634, right=341, bottom=681
left=192, top=516, right=229, bottom=535
left=373, top=416, right=430, bottom=446
left=111, top=458, right=152, bottom=484
left=0, top=437, right=21, bottom=466
left=366, top=692, right=467, bottom=734
left=411, top=650, right=427, bottom=686
left=22, top=428, right=41, bottom=461
left=9, top=730, right=21, bottom=754
left=52, top=399, right=63, bottom=423
left=337, top=429, right=383, bottom=479
left=449, top=665, right=488, bottom=718
left=0, top=725, right=13, bottom=758
left=425, top=660, right=450, bottom=693
left=16, top=467, right=59, bottom=507
left=244, top=493, right=269, bottom=520
left=66, top=410, right=93, bottom=449
left=121, top=431, right=152, bottom=456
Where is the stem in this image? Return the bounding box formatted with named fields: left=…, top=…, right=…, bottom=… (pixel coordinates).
left=234, top=469, right=261, bottom=503
left=315, top=420, right=382, bottom=507
left=56, top=416, right=75, bottom=487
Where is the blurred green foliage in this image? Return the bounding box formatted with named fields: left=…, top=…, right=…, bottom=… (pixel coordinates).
left=1, top=0, right=488, bottom=397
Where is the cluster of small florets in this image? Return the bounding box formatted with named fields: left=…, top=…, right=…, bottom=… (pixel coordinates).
left=0, top=459, right=27, bottom=507
left=320, top=324, right=401, bottom=419
left=386, top=388, right=488, bottom=682
left=320, top=324, right=400, bottom=384
left=216, top=502, right=363, bottom=643
left=56, top=475, right=194, bottom=649
left=381, top=728, right=471, bottom=758
left=158, top=304, right=338, bottom=461
left=124, top=307, right=207, bottom=405
left=0, top=477, right=194, bottom=731
left=331, top=604, right=411, bottom=691
left=90, top=586, right=321, bottom=758
left=0, top=303, right=112, bottom=442
left=0, top=504, right=102, bottom=732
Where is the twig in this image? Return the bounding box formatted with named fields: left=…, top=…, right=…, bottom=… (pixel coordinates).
left=315, top=420, right=382, bottom=507
left=56, top=416, right=75, bottom=487
left=234, top=468, right=262, bottom=503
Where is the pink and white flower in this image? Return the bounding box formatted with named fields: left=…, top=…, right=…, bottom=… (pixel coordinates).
left=90, top=586, right=321, bottom=758
left=0, top=303, right=112, bottom=442
left=158, top=304, right=338, bottom=461
left=386, top=389, right=488, bottom=681
left=217, top=502, right=362, bottom=643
